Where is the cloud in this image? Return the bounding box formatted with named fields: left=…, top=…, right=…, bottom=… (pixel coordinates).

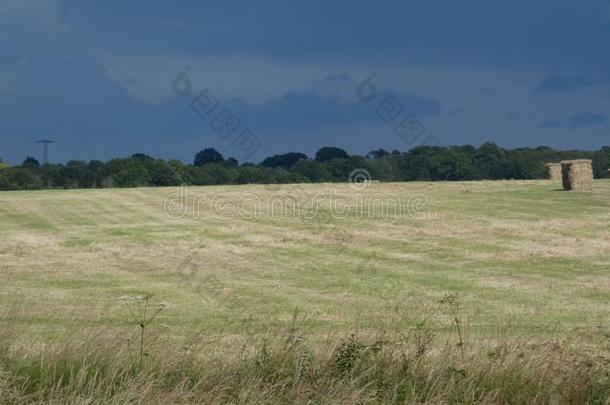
left=0, top=0, right=72, bottom=97
left=537, top=120, right=563, bottom=128
left=99, top=52, right=354, bottom=105
left=0, top=0, right=63, bottom=30
left=478, top=85, right=500, bottom=96
left=539, top=112, right=607, bottom=129
left=2, top=0, right=610, bottom=164
left=226, top=90, right=441, bottom=129
left=443, top=107, right=467, bottom=116
left=568, top=111, right=606, bottom=127
left=319, top=72, right=349, bottom=85
left=535, top=74, right=598, bottom=92
left=0, top=0, right=68, bottom=51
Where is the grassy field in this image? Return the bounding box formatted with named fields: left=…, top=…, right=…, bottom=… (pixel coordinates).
left=1, top=180, right=609, bottom=403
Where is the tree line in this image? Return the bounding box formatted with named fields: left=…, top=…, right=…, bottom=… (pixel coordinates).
left=0, top=143, right=609, bottom=191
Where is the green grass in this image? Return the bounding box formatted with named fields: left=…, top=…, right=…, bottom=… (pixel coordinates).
left=0, top=180, right=609, bottom=403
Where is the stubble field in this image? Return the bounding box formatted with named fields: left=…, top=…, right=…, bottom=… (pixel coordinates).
left=0, top=180, right=609, bottom=403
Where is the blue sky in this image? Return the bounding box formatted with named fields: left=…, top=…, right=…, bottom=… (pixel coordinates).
left=0, top=0, right=609, bottom=164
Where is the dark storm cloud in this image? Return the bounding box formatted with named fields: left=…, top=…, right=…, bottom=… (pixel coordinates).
left=537, top=120, right=564, bottom=129
left=226, top=90, right=441, bottom=129
left=320, top=72, right=350, bottom=85
left=568, top=112, right=606, bottom=128
left=1, top=0, right=610, bottom=164
left=535, top=75, right=600, bottom=92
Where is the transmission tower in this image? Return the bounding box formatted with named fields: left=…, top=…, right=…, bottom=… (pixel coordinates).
left=36, top=139, right=55, bottom=165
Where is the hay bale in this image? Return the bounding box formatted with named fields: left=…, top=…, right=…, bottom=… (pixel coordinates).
left=545, top=163, right=562, bottom=181
left=561, top=159, right=593, bottom=191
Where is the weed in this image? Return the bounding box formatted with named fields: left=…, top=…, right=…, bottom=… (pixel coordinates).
left=333, top=334, right=365, bottom=376
left=121, top=295, right=166, bottom=371
left=439, top=293, right=466, bottom=362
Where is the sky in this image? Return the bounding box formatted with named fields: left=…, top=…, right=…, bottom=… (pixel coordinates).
left=0, top=0, right=609, bottom=165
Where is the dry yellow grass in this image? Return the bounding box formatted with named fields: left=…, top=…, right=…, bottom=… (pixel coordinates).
left=0, top=180, right=609, bottom=354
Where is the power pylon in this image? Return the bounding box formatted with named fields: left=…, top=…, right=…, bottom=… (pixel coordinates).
left=36, top=139, right=55, bottom=165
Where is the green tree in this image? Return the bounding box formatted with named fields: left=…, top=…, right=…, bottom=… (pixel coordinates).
left=473, top=142, right=508, bottom=179
left=315, top=147, right=349, bottom=162
left=291, top=160, right=331, bottom=182
left=366, top=148, right=390, bottom=159
left=236, top=166, right=273, bottom=184
left=593, top=146, right=610, bottom=178
left=261, top=152, right=308, bottom=169
left=324, top=156, right=369, bottom=182
left=22, top=156, right=40, bottom=168
left=150, top=161, right=183, bottom=186
left=194, top=148, right=224, bottom=166
left=188, top=163, right=238, bottom=185
left=0, top=168, right=43, bottom=190
left=225, top=157, right=239, bottom=167
left=103, top=158, right=151, bottom=188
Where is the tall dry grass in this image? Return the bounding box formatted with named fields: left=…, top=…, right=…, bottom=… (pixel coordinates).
left=0, top=300, right=608, bottom=404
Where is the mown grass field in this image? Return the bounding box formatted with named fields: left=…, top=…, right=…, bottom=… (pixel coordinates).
left=1, top=180, right=609, bottom=403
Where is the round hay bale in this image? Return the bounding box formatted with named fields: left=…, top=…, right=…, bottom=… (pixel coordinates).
left=545, top=163, right=562, bottom=181
left=560, top=159, right=593, bottom=192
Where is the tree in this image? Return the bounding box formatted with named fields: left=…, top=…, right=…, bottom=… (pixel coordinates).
left=39, top=163, right=85, bottom=189
left=225, top=157, right=239, bottom=167
left=291, top=160, right=331, bottom=182
left=236, top=165, right=272, bottom=184
left=368, top=154, right=400, bottom=181
left=473, top=142, right=508, bottom=179
left=89, top=160, right=105, bottom=172
left=22, top=156, right=40, bottom=168
left=367, top=149, right=390, bottom=159
left=0, top=143, right=607, bottom=190
left=261, top=152, right=308, bottom=169
left=0, top=157, right=8, bottom=170
left=593, top=146, right=610, bottom=178
left=150, top=161, right=183, bottom=186
left=194, top=148, right=224, bottom=166
left=315, top=147, right=349, bottom=162
left=131, top=153, right=154, bottom=161
left=0, top=167, right=43, bottom=190
left=324, top=155, right=369, bottom=181
left=103, top=158, right=151, bottom=188
left=88, top=160, right=106, bottom=187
